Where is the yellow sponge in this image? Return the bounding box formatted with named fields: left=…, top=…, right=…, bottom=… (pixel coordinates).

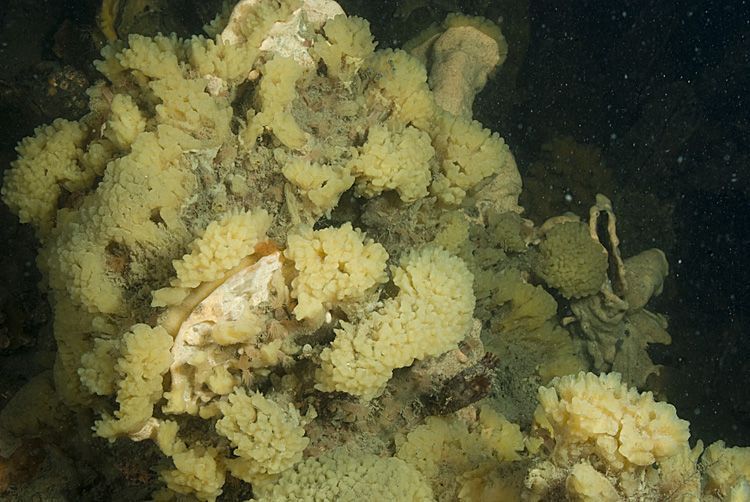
left=316, top=246, right=474, bottom=399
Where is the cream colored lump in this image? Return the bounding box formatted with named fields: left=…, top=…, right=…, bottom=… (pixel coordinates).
left=316, top=246, right=475, bottom=399
left=1, top=0, right=746, bottom=500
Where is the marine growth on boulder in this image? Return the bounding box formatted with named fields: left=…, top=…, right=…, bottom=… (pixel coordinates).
left=1, top=1, right=747, bottom=501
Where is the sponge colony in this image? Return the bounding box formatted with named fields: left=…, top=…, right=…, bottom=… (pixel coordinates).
left=534, top=221, right=607, bottom=298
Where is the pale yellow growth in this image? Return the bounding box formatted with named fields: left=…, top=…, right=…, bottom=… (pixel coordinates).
left=78, top=337, right=120, bottom=396
left=227, top=173, right=249, bottom=196
left=396, top=411, right=524, bottom=501
left=282, top=158, right=355, bottom=217
left=188, top=35, right=259, bottom=82
left=442, top=13, right=507, bottom=59
left=17, top=53, right=219, bottom=313
left=285, top=223, right=388, bottom=324
left=120, top=33, right=185, bottom=80
left=316, top=246, right=474, bottom=399
left=96, top=34, right=233, bottom=148
left=702, top=441, right=750, bottom=500
left=729, top=482, right=750, bottom=502
left=202, top=1, right=233, bottom=38
left=93, top=324, right=173, bottom=440
left=206, top=366, right=237, bottom=395
left=50, top=295, right=106, bottom=406
left=348, top=124, right=434, bottom=202
left=313, top=15, right=376, bottom=83
left=105, top=93, right=147, bottom=150
left=429, top=14, right=508, bottom=118
left=151, top=285, right=191, bottom=308
left=535, top=372, right=690, bottom=471
left=220, top=0, right=302, bottom=46
left=565, top=462, right=619, bottom=502
left=79, top=137, right=116, bottom=180
left=211, top=311, right=264, bottom=345
left=623, top=248, right=669, bottom=310
left=477, top=404, right=525, bottom=463
left=366, top=49, right=436, bottom=130
left=486, top=210, right=527, bottom=253
left=458, top=465, right=525, bottom=502
left=151, top=77, right=233, bottom=146
left=492, top=268, right=558, bottom=333
left=161, top=253, right=289, bottom=417
left=215, top=388, right=313, bottom=483
left=430, top=110, right=516, bottom=205
left=2, top=118, right=88, bottom=236
left=155, top=420, right=226, bottom=502
left=488, top=268, right=587, bottom=383
left=98, top=34, right=185, bottom=87
left=535, top=221, right=608, bottom=299
left=163, top=447, right=225, bottom=502
left=45, top=126, right=195, bottom=315
left=433, top=210, right=470, bottom=254
left=657, top=443, right=703, bottom=501
left=96, top=0, right=119, bottom=43
left=93, top=41, right=126, bottom=83
left=253, top=447, right=434, bottom=501
left=245, top=57, right=308, bottom=149
left=172, top=209, right=272, bottom=288
left=397, top=417, right=461, bottom=482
